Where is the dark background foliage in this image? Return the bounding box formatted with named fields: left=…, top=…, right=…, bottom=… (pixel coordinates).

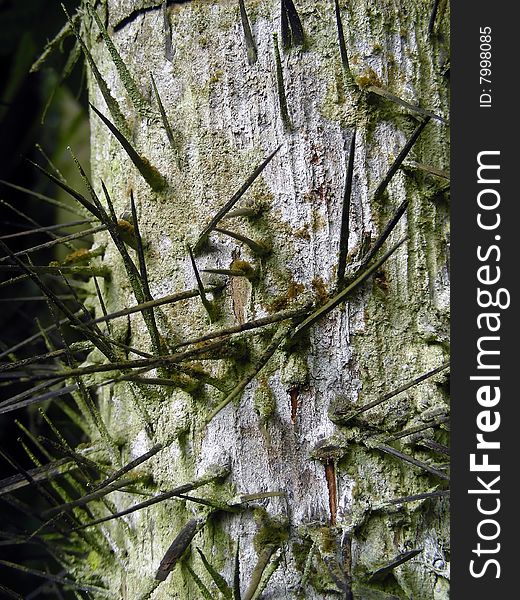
left=1, top=0, right=85, bottom=594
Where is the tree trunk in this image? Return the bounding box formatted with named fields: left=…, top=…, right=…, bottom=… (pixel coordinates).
left=81, top=0, right=450, bottom=598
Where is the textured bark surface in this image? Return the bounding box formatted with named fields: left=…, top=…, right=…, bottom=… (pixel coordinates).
left=81, top=0, right=450, bottom=598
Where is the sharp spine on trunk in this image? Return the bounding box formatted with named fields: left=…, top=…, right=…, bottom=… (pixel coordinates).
left=62, top=3, right=130, bottom=138
left=337, top=128, right=356, bottom=286
left=193, top=146, right=280, bottom=252
left=90, top=104, right=167, bottom=192
left=215, top=227, right=270, bottom=257
left=280, top=0, right=304, bottom=48
left=188, top=245, right=215, bottom=321
left=238, top=0, right=258, bottom=64
left=368, top=549, right=422, bottom=581
left=367, top=85, right=448, bottom=124
left=373, top=117, right=431, bottom=201
left=333, top=0, right=355, bottom=86
left=273, top=33, right=292, bottom=130
left=87, top=2, right=151, bottom=119
left=150, top=73, right=180, bottom=164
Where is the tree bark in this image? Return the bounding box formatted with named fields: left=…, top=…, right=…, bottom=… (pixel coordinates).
left=82, top=0, right=450, bottom=598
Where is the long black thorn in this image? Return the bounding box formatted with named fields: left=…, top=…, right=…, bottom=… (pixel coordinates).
left=93, top=277, right=112, bottom=335
left=150, top=73, right=179, bottom=162
left=70, top=467, right=227, bottom=531
left=42, top=478, right=137, bottom=518
left=233, top=541, right=241, bottom=600
left=238, top=0, right=258, bottom=64
left=418, top=439, right=450, bottom=456
left=215, top=227, right=270, bottom=256
left=188, top=245, right=214, bottom=321
left=130, top=191, right=162, bottom=354
left=337, top=129, right=356, bottom=286
left=381, top=489, right=450, bottom=507
left=280, top=0, right=304, bottom=50
left=0, top=179, right=86, bottom=217
left=162, top=0, right=173, bottom=61
left=0, top=219, right=95, bottom=241
left=369, top=550, right=422, bottom=581
left=0, top=560, right=110, bottom=596
left=63, top=2, right=129, bottom=138
left=334, top=0, right=354, bottom=84
left=90, top=104, right=167, bottom=192
left=358, top=198, right=409, bottom=269
left=0, top=312, right=82, bottom=361
left=0, top=239, right=114, bottom=360
left=366, top=86, right=448, bottom=125
left=0, top=199, right=77, bottom=252
left=8, top=335, right=247, bottom=386
left=28, top=158, right=105, bottom=220
left=0, top=345, right=89, bottom=374
left=273, top=33, right=291, bottom=130
left=344, top=361, right=449, bottom=423
left=386, top=415, right=450, bottom=442
left=194, top=146, right=280, bottom=252
left=373, top=117, right=431, bottom=201
left=428, top=0, right=441, bottom=36
left=290, top=237, right=407, bottom=339
left=85, top=285, right=223, bottom=327
left=375, top=445, right=449, bottom=480
left=35, top=144, right=66, bottom=183
left=205, top=323, right=290, bottom=423
left=91, top=443, right=164, bottom=494
left=0, top=457, right=73, bottom=496
left=174, top=305, right=309, bottom=350
left=0, top=225, right=106, bottom=264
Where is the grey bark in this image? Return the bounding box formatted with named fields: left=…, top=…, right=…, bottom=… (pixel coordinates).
left=80, top=0, right=450, bottom=598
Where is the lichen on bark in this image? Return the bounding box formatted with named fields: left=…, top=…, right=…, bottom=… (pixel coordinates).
left=74, top=0, right=451, bottom=598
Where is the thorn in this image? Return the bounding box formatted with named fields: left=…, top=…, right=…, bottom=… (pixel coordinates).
left=196, top=547, right=232, bottom=596
left=369, top=549, right=422, bottom=581
left=339, top=361, right=449, bottom=423
left=337, top=129, right=356, bottom=285
left=382, top=489, right=449, bottom=507
left=357, top=198, right=409, bottom=269
left=290, top=237, right=407, bottom=339
left=273, top=33, right=292, bottom=130
left=289, top=387, right=299, bottom=423
left=0, top=179, right=86, bottom=217
left=281, top=0, right=304, bottom=47
left=162, top=0, right=174, bottom=61
left=367, top=85, right=448, bottom=124
left=375, top=444, right=449, bottom=480
left=90, top=104, right=167, bottom=192
left=233, top=541, right=241, bottom=600
left=373, top=117, right=431, bottom=201
left=0, top=560, right=110, bottom=596
left=428, top=0, right=441, bottom=36
left=62, top=2, right=130, bottom=137
left=0, top=218, right=96, bottom=241
left=72, top=466, right=228, bottom=531
left=130, top=191, right=162, bottom=354
left=91, top=443, right=164, bottom=493
left=150, top=73, right=179, bottom=162
left=386, top=415, right=449, bottom=442
left=193, top=146, right=280, bottom=252
left=205, top=324, right=290, bottom=423
left=334, top=0, right=355, bottom=85
left=188, top=245, right=215, bottom=321
left=173, top=306, right=309, bottom=350
left=418, top=439, right=450, bottom=456
left=214, top=227, right=270, bottom=256
left=239, top=0, right=258, bottom=64
left=87, top=3, right=151, bottom=119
